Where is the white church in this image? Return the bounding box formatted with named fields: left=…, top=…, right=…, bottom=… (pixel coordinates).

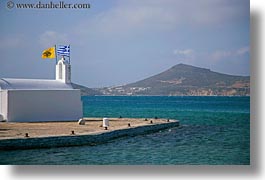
left=0, top=58, right=83, bottom=122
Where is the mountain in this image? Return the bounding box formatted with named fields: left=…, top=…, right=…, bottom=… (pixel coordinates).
left=71, top=83, right=103, bottom=96
left=98, top=64, right=250, bottom=96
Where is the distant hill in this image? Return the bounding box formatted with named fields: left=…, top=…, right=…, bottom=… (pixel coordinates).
left=98, top=64, right=250, bottom=96
left=71, top=83, right=103, bottom=96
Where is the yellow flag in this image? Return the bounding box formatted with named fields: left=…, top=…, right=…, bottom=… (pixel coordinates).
left=42, top=47, right=55, bottom=59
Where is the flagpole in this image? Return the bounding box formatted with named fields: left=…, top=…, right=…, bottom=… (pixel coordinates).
left=69, top=44, right=71, bottom=64
left=55, top=44, right=58, bottom=64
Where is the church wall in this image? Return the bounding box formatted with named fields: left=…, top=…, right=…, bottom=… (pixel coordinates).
left=7, top=90, right=83, bottom=122
left=0, top=91, right=1, bottom=114
left=0, top=90, right=8, bottom=120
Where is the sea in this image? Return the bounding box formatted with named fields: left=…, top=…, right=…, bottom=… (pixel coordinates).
left=0, top=96, right=250, bottom=165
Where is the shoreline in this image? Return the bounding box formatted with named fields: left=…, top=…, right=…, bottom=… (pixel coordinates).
left=0, top=118, right=179, bottom=150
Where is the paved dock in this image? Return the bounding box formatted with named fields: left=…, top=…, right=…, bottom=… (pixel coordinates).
left=0, top=118, right=178, bottom=140
left=0, top=118, right=179, bottom=150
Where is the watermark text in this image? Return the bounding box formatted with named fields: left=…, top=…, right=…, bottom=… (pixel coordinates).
left=7, top=1, right=90, bottom=10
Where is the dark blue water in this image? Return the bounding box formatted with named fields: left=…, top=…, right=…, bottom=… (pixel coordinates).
left=0, top=96, right=250, bottom=165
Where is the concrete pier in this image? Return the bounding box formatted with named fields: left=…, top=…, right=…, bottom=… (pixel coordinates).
left=0, top=118, right=179, bottom=150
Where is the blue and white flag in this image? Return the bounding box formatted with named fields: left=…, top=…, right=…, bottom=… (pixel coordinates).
left=57, top=45, right=70, bottom=57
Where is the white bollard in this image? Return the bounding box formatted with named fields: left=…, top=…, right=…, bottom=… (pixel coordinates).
left=103, top=118, right=109, bottom=127
left=78, top=118, right=85, bottom=125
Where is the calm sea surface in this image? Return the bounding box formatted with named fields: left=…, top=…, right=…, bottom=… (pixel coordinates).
left=0, top=96, right=250, bottom=165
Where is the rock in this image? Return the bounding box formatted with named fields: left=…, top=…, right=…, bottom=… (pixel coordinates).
left=78, top=118, right=85, bottom=125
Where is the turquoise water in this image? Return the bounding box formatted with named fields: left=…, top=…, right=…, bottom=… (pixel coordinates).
left=0, top=96, right=250, bottom=165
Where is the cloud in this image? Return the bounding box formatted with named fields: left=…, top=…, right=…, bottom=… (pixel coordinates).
left=236, top=46, right=250, bottom=56
left=39, top=31, right=69, bottom=48
left=116, top=0, right=249, bottom=26
left=173, top=49, right=194, bottom=56
left=172, top=46, right=249, bottom=68
left=210, top=46, right=249, bottom=61
left=173, top=49, right=196, bottom=65
left=75, top=0, right=249, bottom=35
left=211, top=51, right=232, bottom=61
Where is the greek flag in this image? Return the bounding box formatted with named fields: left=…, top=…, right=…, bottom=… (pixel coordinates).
left=57, top=45, right=70, bottom=57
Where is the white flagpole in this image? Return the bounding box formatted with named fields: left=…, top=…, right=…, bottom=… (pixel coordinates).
left=55, top=44, right=57, bottom=64
left=69, top=44, right=71, bottom=64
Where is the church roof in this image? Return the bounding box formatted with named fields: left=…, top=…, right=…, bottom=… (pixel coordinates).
left=0, top=78, right=73, bottom=90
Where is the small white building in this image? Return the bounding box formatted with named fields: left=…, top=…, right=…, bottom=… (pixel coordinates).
left=0, top=58, right=83, bottom=122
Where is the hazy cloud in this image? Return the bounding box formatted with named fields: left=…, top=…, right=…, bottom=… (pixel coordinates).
left=172, top=46, right=249, bottom=69
left=39, top=31, right=69, bottom=48
left=173, top=49, right=194, bottom=56
left=75, top=0, right=249, bottom=36
left=210, top=46, right=249, bottom=61
left=236, top=46, right=250, bottom=56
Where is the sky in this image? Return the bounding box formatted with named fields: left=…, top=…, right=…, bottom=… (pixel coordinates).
left=0, top=0, right=250, bottom=88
